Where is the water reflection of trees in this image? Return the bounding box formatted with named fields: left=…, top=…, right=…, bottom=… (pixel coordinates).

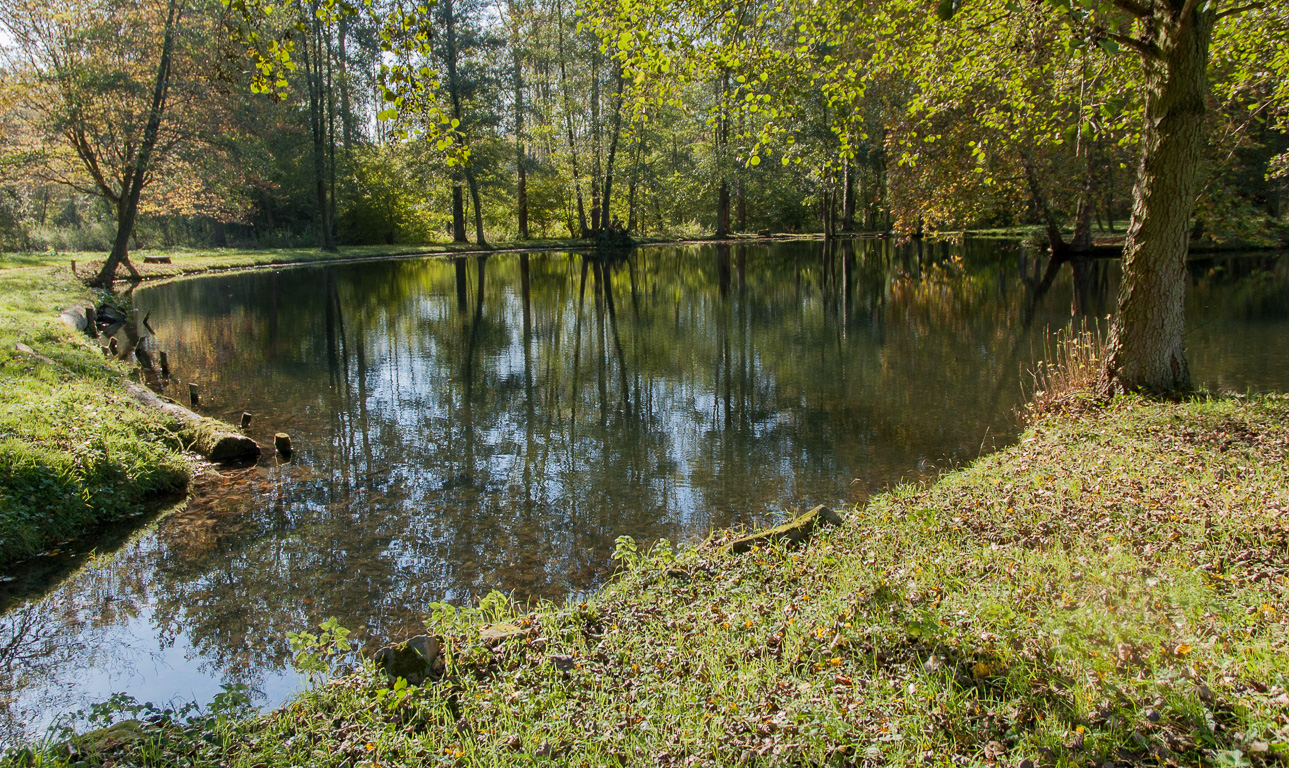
left=6, top=243, right=1287, bottom=743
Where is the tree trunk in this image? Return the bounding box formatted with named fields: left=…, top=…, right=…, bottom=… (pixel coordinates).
left=842, top=162, right=856, bottom=232
left=452, top=185, right=468, bottom=241
left=736, top=175, right=747, bottom=231
left=1021, top=153, right=1067, bottom=256
left=1100, top=6, right=1213, bottom=395
left=93, top=0, right=178, bottom=286
left=716, top=181, right=730, bottom=238
left=466, top=167, right=486, bottom=244
left=512, top=20, right=528, bottom=239
left=600, top=68, right=624, bottom=231
left=590, top=53, right=602, bottom=234
left=555, top=0, right=588, bottom=236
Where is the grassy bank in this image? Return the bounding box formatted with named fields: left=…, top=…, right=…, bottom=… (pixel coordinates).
left=19, top=394, right=1288, bottom=767
left=0, top=265, right=190, bottom=567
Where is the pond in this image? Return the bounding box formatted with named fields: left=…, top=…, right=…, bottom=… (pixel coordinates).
left=3, top=239, right=1289, bottom=744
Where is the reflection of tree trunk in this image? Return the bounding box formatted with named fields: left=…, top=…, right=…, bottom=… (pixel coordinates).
left=592, top=261, right=608, bottom=423
left=1070, top=255, right=1093, bottom=316
left=569, top=256, right=590, bottom=436
left=601, top=261, right=630, bottom=410
left=267, top=273, right=280, bottom=362
left=462, top=256, right=488, bottom=481
left=717, top=245, right=731, bottom=297
left=455, top=257, right=468, bottom=313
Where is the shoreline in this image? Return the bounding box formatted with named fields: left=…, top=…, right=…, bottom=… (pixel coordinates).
left=15, top=393, right=1289, bottom=766
left=2, top=234, right=1284, bottom=567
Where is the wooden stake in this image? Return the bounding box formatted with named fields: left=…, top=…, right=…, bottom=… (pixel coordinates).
left=188, top=383, right=200, bottom=406
left=240, top=412, right=253, bottom=429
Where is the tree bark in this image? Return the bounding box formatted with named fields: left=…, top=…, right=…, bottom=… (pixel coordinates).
left=1100, top=5, right=1214, bottom=395
left=93, top=0, right=178, bottom=286
left=452, top=185, right=468, bottom=241
left=555, top=0, right=587, bottom=236
left=600, top=67, right=624, bottom=231
left=466, top=166, right=486, bottom=244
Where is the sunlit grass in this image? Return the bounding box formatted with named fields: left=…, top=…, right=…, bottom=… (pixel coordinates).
left=0, top=266, right=190, bottom=566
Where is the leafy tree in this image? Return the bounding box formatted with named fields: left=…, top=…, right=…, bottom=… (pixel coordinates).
left=0, top=0, right=234, bottom=284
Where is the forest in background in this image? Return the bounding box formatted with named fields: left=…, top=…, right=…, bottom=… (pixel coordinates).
left=0, top=0, right=1285, bottom=256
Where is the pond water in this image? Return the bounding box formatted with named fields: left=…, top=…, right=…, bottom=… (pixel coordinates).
left=3, top=239, right=1289, bottom=744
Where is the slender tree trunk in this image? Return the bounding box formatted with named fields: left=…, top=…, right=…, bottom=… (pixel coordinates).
left=338, top=17, right=354, bottom=151
left=1021, top=153, right=1067, bottom=256
left=94, top=0, right=179, bottom=286
left=590, top=51, right=602, bottom=233
left=842, top=161, right=856, bottom=232
left=736, top=175, right=747, bottom=232
left=1101, top=7, right=1214, bottom=394
left=555, top=0, right=587, bottom=236
left=452, top=185, right=468, bottom=241
left=626, top=136, right=642, bottom=233
left=600, top=67, right=624, bottom=230
left=511, top=10, right=528, bottom=239
left=466, top=167, right=486, bottom=244
left=714, top=71, right=730, bottom=239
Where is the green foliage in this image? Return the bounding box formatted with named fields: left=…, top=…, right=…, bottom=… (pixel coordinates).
left=287, top=617, right=353, bottom=681
left=337, top=146, right=438, bottom=245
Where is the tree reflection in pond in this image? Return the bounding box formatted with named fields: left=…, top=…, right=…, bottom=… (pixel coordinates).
left=3, top=240, right=1288, bottom=745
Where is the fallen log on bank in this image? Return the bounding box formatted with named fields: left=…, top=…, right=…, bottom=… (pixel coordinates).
left=122, top=380, right=261, bottom=463
left=721, top=504, right=844, bottom=554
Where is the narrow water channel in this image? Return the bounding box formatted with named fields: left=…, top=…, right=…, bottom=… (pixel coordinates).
left=3, top=239, right=1288, bottom=745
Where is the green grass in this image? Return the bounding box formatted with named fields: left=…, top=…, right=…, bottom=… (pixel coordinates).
left=17, top=394, right=1287, bottom=767
left=0, top=266, right=189, bottom=566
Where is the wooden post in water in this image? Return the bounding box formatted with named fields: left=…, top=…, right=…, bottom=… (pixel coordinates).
left=240, top=412, right=253, bottom=430
left=188, top=383, right=200, bottom=406
left=274, top=432, right=293, bottom=458
left=158, top=351, right=170, bottom=377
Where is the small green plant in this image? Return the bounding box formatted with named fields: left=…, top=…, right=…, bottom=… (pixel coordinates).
left=612, top=534, right=639, bottom=569
left=287, top=617, right=352, bottom=681
left=479, top=589, right=511, bottom=623
left=649, top=537, right=676, bottom=566
left=426, top=600, right=459, bottom=630
left=375, top=675, right=412, bottom=707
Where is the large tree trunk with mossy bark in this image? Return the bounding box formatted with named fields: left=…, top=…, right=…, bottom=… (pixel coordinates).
left=1100, top=5, right=1213, bottom=395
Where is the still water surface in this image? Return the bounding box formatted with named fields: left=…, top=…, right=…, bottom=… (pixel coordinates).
left=3, top=239, right=1288, bottom=743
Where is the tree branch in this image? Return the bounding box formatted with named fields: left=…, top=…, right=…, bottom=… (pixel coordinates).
left=1109, top=0, right=1152, bottom=17
left=1216, top=1, right=1263, bottom=19
left=1106, top=31, right=1162, bottom=60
